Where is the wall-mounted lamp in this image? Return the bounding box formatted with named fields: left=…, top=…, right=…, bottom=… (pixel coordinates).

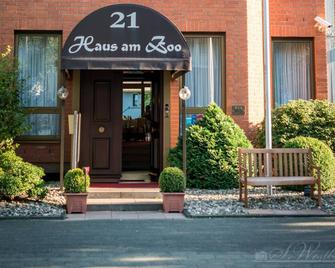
left=57, top=86, right=69, bottom=191
left=179, top=86, right=191, bottom=176
left=57, top=86, right=69, bottom=100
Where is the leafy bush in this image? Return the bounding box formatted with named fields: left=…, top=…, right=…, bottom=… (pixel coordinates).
left=159, top=167, right=186, bottom=193
left=168, top=103, right=252, bottom=189
left=0, top=139, right=18, bottom=154
left=284, top=136, right=335, bottom=191
left=0, top=46, right=28, bottom=142
left=256, top=100, right=335, bottom=151
left=0, top=150, right=46, bottom=199
left=64, top=168, right=90, bottom=193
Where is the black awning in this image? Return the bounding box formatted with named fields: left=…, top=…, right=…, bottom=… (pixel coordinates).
left=61, top=4, right=191, bottom=74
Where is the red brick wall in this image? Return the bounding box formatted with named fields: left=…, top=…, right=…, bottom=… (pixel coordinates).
left=0, top=0, right=328, bottom=167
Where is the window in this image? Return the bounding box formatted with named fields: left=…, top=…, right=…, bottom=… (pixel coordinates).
left=16, top=33, right=61, bottom=138
left=184, top=36, right=224, bottom=111
left=273, top=40, right=314, bottom=107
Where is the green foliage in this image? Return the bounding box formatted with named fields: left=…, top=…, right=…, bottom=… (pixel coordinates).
left=0, top=46, right=28, bottom=141
left=0, top=139, right=18, bottom=154
left=168, top=103, right=252, bottom=189
left=256, top=100, right=335, bottom=151
left=159, top=167, right=186, bottom=193
left=64, top=168, right=90, bottom=193
left=284, top=136, right=335, bottom=191
left=0, top=150, right=46, bottom=199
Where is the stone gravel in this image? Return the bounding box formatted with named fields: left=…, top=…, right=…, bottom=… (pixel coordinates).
left=0, top=182, right=65, bottom=218
left=185, top=187, right=335, bottom=216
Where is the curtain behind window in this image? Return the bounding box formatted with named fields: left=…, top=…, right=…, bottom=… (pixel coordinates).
left=17, top=35, right=59, bottom=107
left=273, top=41, right=312, bottom=107
left=185, top=37, right=222, bottom=107
left=17, top=34, right=60, bottom=136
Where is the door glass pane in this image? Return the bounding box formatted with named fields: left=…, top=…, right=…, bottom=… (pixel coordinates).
left=122, top=81, right=152, bottom=141
left=17, top=34, right=60, bottom=108
left=273, top=41, right=312, bottom=107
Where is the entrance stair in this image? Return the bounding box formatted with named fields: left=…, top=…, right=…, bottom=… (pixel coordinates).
left=87, top=187, right=162, bottom=211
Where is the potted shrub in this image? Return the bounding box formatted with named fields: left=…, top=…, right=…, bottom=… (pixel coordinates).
left=159, top=167, right=186, bottom=213
left=64, top=167, right=90, bottom=213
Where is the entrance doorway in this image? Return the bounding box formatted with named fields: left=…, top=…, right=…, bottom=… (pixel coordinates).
left=121, top=74, right=162, bottom=182
left=80, top=70, right=163, bottom=183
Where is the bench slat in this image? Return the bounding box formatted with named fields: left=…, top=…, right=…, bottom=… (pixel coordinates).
left=284, top=153, right=288, bottom=176
left=299, top=153, right=303, bottom=176
left=294, top=153, right=298, bottom=176
left=242, top=176, right=315, bottom=186
left=279, top=153, right=283, bottom=176
left=258, top=153, right=263, bottom=176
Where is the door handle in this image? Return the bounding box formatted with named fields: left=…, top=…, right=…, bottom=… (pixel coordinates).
left=98, top=126, right=105, bottom=133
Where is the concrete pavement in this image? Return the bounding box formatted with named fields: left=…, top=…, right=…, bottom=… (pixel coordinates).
left=0, top=217, right=335, bottom=267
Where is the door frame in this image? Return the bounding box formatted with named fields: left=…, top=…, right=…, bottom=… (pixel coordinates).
left=79, top=70, right=164, bottom=182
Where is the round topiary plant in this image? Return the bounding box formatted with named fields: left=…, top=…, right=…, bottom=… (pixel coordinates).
left=159, top=167, right=186, bottom=193
left=168, top=103, right=252, bottom=189
left=284, top=136, right=335, bottom=191
left=64, top=168, right=90, bottom=193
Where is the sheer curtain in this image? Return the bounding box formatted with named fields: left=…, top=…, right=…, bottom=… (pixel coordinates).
left=17, top=34, right=60, bottom=136
left=273, top=41, right=312, bottom=107
left=185, top=37, right=222, bottom=107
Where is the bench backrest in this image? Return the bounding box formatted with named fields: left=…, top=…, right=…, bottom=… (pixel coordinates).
left=238, top=148, right=313, bottom=177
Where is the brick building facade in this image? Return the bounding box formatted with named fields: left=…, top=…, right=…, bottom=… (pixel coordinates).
left=0, top=0, right=331, bottom=181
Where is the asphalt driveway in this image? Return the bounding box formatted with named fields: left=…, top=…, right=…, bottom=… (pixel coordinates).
left=0, top=217, right=335, bottom=268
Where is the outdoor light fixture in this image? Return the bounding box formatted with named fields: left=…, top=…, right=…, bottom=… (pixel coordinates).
left=57, top=86, right=69, bottom=100
left=179, top=86, right=191, bottom=176
left=179, top=86, right=191, bottom=101
left=57, top=86, right=69, bottom=191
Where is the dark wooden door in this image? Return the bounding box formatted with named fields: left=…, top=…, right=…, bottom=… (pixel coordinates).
left=80, top=71, right=122, bottom=182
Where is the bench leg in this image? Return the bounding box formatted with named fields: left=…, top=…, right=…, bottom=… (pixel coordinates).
left=310, top=184, right=315, bottom=199
left=317, top=178, right=322, bottom=207
left=244, top=183, right=248, bottom=208
left=239, top=181, right=242, bottom=202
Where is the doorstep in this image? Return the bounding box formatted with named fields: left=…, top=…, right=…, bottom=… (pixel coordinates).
left=87, top=198, right=163, bottom=211
left=66, top=211, right=186, bottom=220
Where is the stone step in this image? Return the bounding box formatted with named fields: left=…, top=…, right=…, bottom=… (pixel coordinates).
left=87, top=198, right=163, bottom=212
left=88, top=187, right=161, bottom=199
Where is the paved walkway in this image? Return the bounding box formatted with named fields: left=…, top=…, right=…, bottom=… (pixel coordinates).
left=1, top=217, right=335, bottom=267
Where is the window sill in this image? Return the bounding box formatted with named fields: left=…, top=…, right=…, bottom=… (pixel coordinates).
left=15, top=138, right=61, bottom=144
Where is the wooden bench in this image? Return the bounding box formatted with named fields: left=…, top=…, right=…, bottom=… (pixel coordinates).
left=238, top=148, right=321, bottom=208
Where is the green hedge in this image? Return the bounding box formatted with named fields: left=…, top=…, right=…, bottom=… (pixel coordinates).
left=257, top=100, right=335, bottom=152
left=284, top=136, right=335, bottom=191
left=0, top=150, right=46, bottom=199
left=159, top=167, right=186, bottom=193
left=168, top=103, right=252, bottom=189
left=64, top=168, right=90, bottom=193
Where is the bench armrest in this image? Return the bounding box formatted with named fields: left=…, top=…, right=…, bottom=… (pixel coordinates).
left=239, top=166, right=248, bottom=178
left=311, top=165, right=321, bottom=172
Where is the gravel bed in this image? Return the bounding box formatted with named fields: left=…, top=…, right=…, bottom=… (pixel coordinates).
left=185, top=187, right=335, bottom=216
left=0, top=182, right=65, bottom=218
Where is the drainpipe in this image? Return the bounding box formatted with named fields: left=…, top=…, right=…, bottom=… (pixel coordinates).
left=263, top=0, right=273, bottom=195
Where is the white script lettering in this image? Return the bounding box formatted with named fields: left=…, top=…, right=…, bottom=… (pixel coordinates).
left=145, top=36, right=181, bottom=54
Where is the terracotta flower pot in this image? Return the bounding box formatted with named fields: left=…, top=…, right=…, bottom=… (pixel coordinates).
left=162, top=192, right=185, bottom=213
left=65, top=193, right=88, bottom=214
